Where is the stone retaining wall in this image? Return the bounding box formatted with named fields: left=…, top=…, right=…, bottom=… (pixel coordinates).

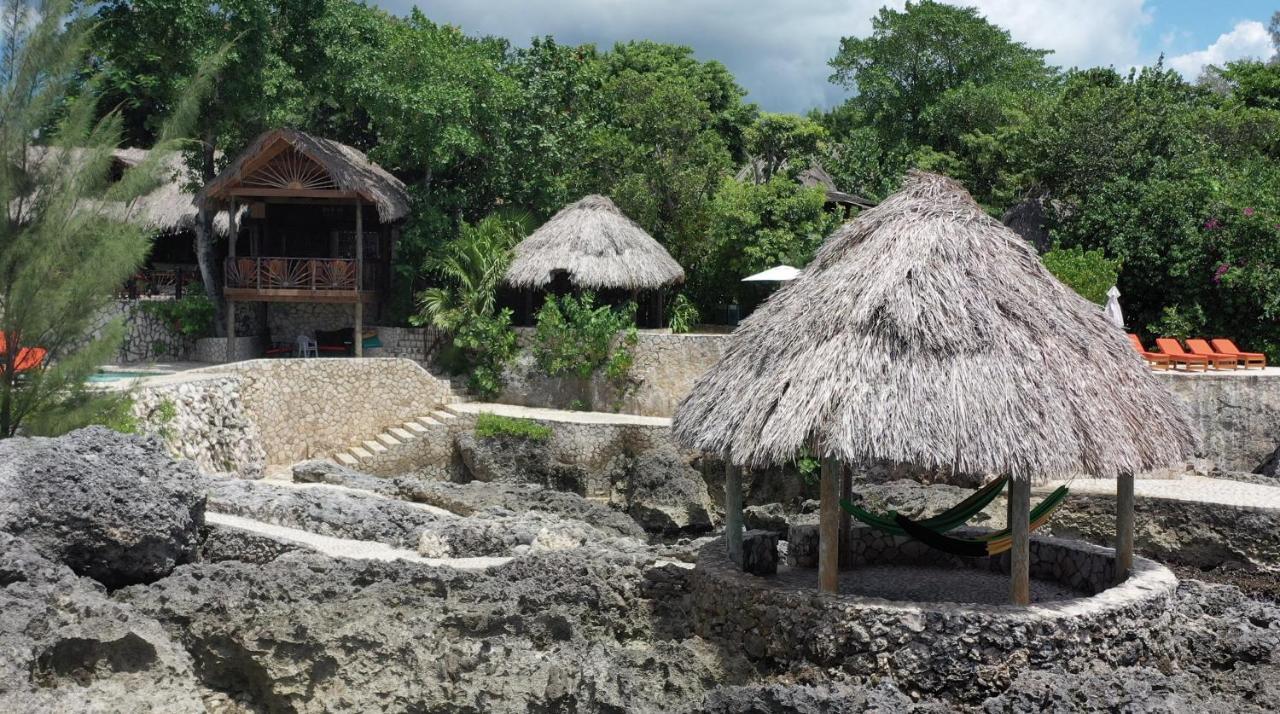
left=194, top=335, right=267, bottom=363
left=690, top=535, right=1178, bottom=702
left=1158, top=371, right=1280, bottom=472
left=133, top=374, right=266, bottom=478
left=498, top=331, right=727, bottom=416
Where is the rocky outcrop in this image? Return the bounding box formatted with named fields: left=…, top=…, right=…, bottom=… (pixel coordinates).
left=0, top=532, right=205, bottom=713
left=623, top=446, right=715, bottom=533
left=0, top=428, right=204, bottom=587
left=134, top=375, right=266, bottom=478
left=120, top=550, right=752, bottom=713
left=455, top=431, right=594, bottom=494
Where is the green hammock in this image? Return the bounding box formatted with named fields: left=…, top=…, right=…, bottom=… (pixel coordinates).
left=839, top=474, right=1009, bottom=537
left=893, top=484, right=1071, bottom=558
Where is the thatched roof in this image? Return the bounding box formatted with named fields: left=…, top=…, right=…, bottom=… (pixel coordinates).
left=673, top=171, right=1197, bottom=483
left=196, top=128, right=410, bottom=222
left=505, top=195, right=685, bottom=290
left=17, top=146, right=235, bottom=236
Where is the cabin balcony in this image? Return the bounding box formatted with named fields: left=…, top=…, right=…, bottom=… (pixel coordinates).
left=223, top=256, right=380, bottom=303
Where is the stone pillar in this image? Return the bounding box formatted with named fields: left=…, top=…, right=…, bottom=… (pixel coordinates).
left=725, top=462, right=743, bottom=565
left=1115, top=472, right=1135, bottom=584
left=1009, top=476, right=1031, bottom=606
left=819, top=456, right=841, bottom=594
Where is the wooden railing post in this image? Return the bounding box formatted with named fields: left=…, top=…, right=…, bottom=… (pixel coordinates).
left=819, top=456, right=841, bottom=594
left=175, top=268, right=184, bottom=300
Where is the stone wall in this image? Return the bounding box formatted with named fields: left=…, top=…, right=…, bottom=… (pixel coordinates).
left=219, top=358, right=453, bottom=464
left=133, top=374, right=266, bottom=478
left=194, top=335, right=267, bottom=363
left=498, top=331, right=728, bottom=416
left=690, top=535, right=1178, bottom=702
left=266, top=302, right=357, bottom=342
left=88, top=299, right=191, bottom=364
left=1158, top=371, right=1280, bottom=472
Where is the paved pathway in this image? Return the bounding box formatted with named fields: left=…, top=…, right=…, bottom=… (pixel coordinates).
left=448, top=401, right=671, bottom=427
left=206, top=511, right=510, bottom=570
left=1040, top=475, right=1280, bottom=513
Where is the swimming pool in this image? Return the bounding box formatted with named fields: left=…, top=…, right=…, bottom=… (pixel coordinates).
left=87, top=370, right=166, bottom=383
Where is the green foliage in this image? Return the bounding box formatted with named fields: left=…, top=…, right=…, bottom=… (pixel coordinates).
left=453, top=309, right=518, bottom=400
left=22, top=389, right=140, bottom=437
left=140, top=294, right=216, bottom=337
left=744, top=113, right=827, bottom=181
left=1, top=0, right=210, bottom=437
left=666, top=293, right=699, bottom=334
left=474, top=413, right=552, bottom=441
left=533, top=293, right=638, bottom=389
left=1041, top=246, right=1122, bottom=305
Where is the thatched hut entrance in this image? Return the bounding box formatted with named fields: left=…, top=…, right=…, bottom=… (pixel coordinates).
left=504, top=195, right=685, bottom=329
left=674, top=171, right=1197, bottom=606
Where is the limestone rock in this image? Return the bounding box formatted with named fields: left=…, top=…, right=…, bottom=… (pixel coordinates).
left=743, top=503, right=790, bottom=537
left=623, top=446, right=715, bottom=534
left=455, top=430, right=592, bottom=494
left=0, top=427, right=204, bottom=587
left=0, top=532, right=205, bottom=712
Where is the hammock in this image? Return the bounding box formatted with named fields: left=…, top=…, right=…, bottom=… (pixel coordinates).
left=839, top=474, right=1009, bottom=537
left=893, top=485, right=1071, bottom=558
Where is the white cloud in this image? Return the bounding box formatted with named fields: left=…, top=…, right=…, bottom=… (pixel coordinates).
left=1168, top=20, right=1277, bottom=79
left=374, top=0, right=1159, bottom=111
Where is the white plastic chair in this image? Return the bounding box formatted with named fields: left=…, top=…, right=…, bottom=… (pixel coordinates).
left=296, top=335, right=318, bottom=358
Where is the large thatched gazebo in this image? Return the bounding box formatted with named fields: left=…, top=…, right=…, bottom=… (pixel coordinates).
left=505, top=195, right=685, bottom=327
left=673, top=171, right=1198, bottom=605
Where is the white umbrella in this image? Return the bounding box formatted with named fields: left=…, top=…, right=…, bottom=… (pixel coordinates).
left=742, top=265, right=800, bottom=282
left=1104, top=285, right=1124, bottom=329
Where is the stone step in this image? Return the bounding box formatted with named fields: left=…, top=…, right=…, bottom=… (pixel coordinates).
left=403, top=421, right=429, bottom=435
left=416, top=416, right=441, bottom=428
left=388, top=427, right=416, bottom=442
left=430, top=409, right=457, bottom=422
left=441, top=404, right=465, bottom=418
left=335, top=452, right=359, bottom=467
left=376, top=432, right=401, bottom=448
left=350, top=446, right=372, bottom=460
left=364, top=440, right=387, bottom=454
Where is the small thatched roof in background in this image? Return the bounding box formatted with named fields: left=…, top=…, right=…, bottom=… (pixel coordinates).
left=673, top=171, right=1197, bottom=483
left=505, top=195, right=685, bottom=290
left=17, top=146, right=235, bottom=236
left=196, top=128, right=410, bottom=222
left=1001, top=193, right=1053, bottom=254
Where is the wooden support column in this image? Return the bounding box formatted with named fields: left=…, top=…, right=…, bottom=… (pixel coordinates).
left=225, top=199, right=238, bottom=363
left=1115, top=472, right=1135, bottom=584
left=1009, top=476, right=1031, bottom=606
left=818, top=456, right=841, bottom=594
left=725, top=462, right=743, bottom=565
left=354, top=199, right=363, bottom=358
left=838, top=463, right=852, bottom=565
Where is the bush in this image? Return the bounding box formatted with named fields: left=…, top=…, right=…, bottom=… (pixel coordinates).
left=533, top=292, right=638, bottom=382
left=474, top=413, right=553, bottom=441
left=667, top=292, right=699, bottom=334
left=453, top=309, right=519, bottom=399
left=139, top=293, right=216, bottom=338
left=1041, top=245, right=1122, bottom=305
left=22, top=390, right=140, bottom=437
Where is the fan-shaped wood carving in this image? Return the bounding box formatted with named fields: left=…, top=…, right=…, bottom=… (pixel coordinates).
left=243, top=148, right=337, bottom=191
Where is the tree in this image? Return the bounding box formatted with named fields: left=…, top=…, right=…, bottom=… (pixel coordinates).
left=743, top=113, right=827, bottom=182
left=1, top=0, right=208, bottom=436
left=828, top=1, right=1054, bottom=148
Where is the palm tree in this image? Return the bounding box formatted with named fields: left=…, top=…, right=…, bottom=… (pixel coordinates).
left=416, top=213, right=527, bottom=331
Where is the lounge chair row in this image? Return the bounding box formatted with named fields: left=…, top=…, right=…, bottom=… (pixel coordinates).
left=1128, top=335, right=1267, bottom=371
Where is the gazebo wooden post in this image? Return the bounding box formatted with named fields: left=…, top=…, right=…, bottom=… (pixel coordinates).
left=838, top=463, right=852, bottom=565
left=1009, top=476, right=1031, bottom=605
left=1115, top=472, right=1135, bottom=584
left=724, top=462, right=743, bottom=565
left=354, top=198, right=363, bottom=358
left=818, top=456, right=841, bottom=594
left=225, top=198, right=238, bottom=363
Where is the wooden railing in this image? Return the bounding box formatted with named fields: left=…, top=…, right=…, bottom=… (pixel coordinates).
left=120, top=268, right=200, bottom=299
left=223, top=257, right=379, bottom=293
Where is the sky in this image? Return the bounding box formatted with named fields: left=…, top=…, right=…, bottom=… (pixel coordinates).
left=374, top=0, right=1279, bottom=113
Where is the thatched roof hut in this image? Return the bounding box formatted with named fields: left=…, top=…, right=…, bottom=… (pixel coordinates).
left=674, top=171, right=1196, bottom=484
left=505, top=194, right=685, bottom=290
left=196, top=129, right=410, bottom=222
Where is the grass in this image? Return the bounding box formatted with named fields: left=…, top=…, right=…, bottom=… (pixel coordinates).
left=474, top=412, right=553, bottom=441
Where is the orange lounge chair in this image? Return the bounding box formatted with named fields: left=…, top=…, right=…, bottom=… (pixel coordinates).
left=1154, top=338, right=1211, bottom=372
left=0, top=332, right=47, bottom=374
left=1211, top=339, right=1267, bottom=369
left=1184, top=339, right=1240, bottom=370
left=1127, top=334, right=1171, bottom=370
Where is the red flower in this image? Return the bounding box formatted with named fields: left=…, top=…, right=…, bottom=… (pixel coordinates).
left=1243, top=207, right=1256, bottom=217
left=1212, top=263, right=1231, bottom=284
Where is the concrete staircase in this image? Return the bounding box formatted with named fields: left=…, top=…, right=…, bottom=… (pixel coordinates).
left=332, top=395, right=468, bottom=477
